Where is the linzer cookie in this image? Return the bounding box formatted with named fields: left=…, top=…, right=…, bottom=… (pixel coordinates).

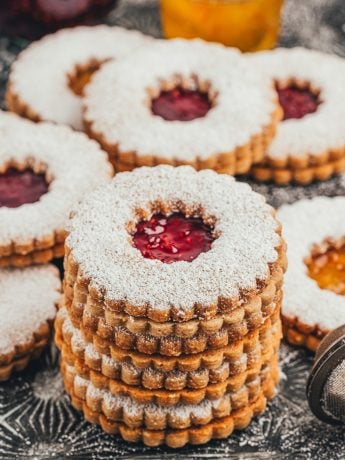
left=64, top=165, right=286, bottom=323
left=59, top=165, right=284, bottom=444
left=62, top=289, right=282, bottom=355
left=61, top=358, right=278, bottom=447
left=83, top=39, right=280, bottom=174
left=0, top=264, right=61, bottom=380
left=65, top=385, right=269, bottom=447
left=249, top=48, right=345, bottom=184
left=7, top=26, right=150, bottom=130
left=60, top=345, right=279, bottom=407
left=56, top=307, right=281, bottom=390
left=61, top=355, right=278, bottom=428
left=56, top=306, right=281, bottom=391
left=278, top=197, right=345, bottom=351
left=0, top=112, right=112, bottom=267
left=60, top=354, right=278, bottom=407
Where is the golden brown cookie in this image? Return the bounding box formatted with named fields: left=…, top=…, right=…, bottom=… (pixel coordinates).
left=252, top=155, right=345, bottom=186
left=65, top=165, right=286, bottom=323
left=62, top=288, right=282, bottom=356
left=278, top=197, right=345, bottom=352
left=0, top=325, right=51, bottom=381
left=58, top=327, right=280, bottom=394
left=60, top=359, right=270, bottom=406
left=83, top=39, right=281, bottom=175
left=56, top=303, right=281, bottom=375
left=55, top=306, right=281, bottom=390
left=0, top=264, right=61, bottom=380
left=248, top=48, right=345, bottom=185
left=62, top=370, right=277, bottom=447
left=61, top=355, right=278, bottom=431
left=55, top=310, right=281, bottom=390
left=0, top=111, right=112, bottom=267
left=6, top=26, right=151, bottom=130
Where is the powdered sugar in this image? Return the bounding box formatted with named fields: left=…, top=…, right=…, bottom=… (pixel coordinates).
left=248, top=47, right=345, bottom=160
left=59, top=307, right=234, bottom=379
left=0, top=112, right=112, bottom=247
left=0, top=264, right=61, bottom=355
left=278, top=196, right=345, bottom=330
left=9, top=26, right=151, bottom=130
left=83, top=38, right=276, bottom=162
left=70, top=366, right=228, bottom=419
left=67, top=166, right=279, bottom=312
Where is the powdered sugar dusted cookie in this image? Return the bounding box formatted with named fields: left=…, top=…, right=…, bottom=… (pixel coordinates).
left=60, top=355, right=278, bottom=447
left=7, top=26, right=151, bottom=130
left=0, top=111, right=112, bottom=267
left=55, top=305, right=281, bottom=390
left=278, top=196, right=345, bottom=351
left=65, top=165, right=286, bottom=323
left=249, top=48, right=345, bottom=184
left=61, top=355, right=278, bottom=429
left=0, top=264, right=61, bottom=380
left=83, top=39, right=280, bottom=174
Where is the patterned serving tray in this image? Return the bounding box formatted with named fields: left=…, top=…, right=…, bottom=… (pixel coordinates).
left=1, top=1, right=345, bottom=458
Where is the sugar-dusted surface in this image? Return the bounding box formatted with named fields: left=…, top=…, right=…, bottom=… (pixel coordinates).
left=69, top=364, right=230, bottom=420
left=278, top=196, right=345, bottom=330
left=60, top=307, right=234, bottom=378
left=248, top=47, right=345, bottom=160
left=67, top=166, right=280, bottom=311
left=0, top=112, right=112, bottom=247
left=1, top=0, right=345, bottom=458
left=83, top=38, right=276, bottom=161
left=8, top=25, right=151, bottom=130
left=0, top=264, right=60, bottom=355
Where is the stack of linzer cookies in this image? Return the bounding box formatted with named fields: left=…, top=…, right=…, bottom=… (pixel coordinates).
left=54, top=165, right=286, bottom=447
left=1, top=23, right=345, bottom=448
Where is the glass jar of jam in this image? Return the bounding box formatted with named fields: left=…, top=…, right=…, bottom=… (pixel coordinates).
left=160, top=0, right=284, bottom=52
left=0, top=0, right=118, bottom=39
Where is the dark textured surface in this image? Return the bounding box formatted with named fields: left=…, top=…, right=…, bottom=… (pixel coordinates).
left=1, top=1, right=345, bottom=458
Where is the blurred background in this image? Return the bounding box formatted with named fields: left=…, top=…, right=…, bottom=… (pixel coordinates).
left=1, top=0, right=345, bottom=107
left=0, top=0, right=344, bottom=54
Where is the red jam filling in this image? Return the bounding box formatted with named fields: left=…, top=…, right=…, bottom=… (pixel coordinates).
left=0, top=168, right=48, bottom=208
left=151, top=87, right=211, bottom=121
left=133, top=212, right=214, bottom=263
left=277, top=84, right=319, bottom=120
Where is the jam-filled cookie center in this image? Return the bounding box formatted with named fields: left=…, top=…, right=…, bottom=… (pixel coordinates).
left=133, top=212, right=214, bottom=263
left=305, top=240, right=345, bottom=295
left=276, top=82, right=321, bottom=121
left=151, top=86, right=212, bottom=121
left=0, top=167, right=49, bottom=208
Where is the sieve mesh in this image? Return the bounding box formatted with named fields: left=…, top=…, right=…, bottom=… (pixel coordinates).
left=322, top=358, right=345, bottom=423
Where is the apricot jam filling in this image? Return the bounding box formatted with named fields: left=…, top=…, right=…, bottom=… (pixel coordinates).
left=68, top=61, right=104, bottom=96
left=306, top=241, right=345, bottom=295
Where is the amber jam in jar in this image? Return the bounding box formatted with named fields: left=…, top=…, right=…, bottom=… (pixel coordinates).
left=0, top=0, right=117, bottom=39
left=160, top=0, right=284, bottom=52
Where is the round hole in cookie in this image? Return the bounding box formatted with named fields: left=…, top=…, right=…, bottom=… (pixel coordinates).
left=132, top=211, right=216, bottom=263
left=275, top=80, right=321, bottom=121
left=305, top=238, right=345, bottom=295
left=67, top=59, right=107, bottom=97
left=150, top=76, right=216, bottom=122
left=0, top=163, right=49, bottom=208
